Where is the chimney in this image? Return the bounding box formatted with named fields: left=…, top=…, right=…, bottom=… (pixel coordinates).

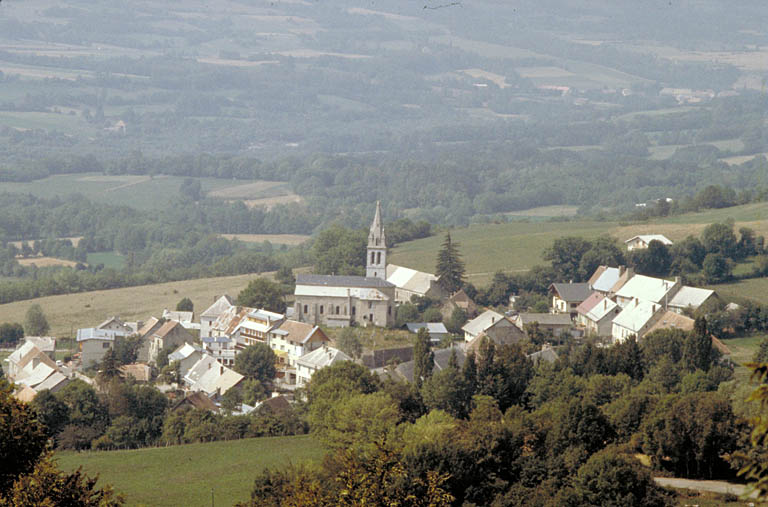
left=674, top=276, right=681, bottom=284
left=619, top=265, right=626, bottom=276
left=652, top=304, right=657, bottom=312
left=220, top=365, right=223, bottom=375
left=635, top=298, right=639, bottom=307
left=604, top=300, right=607, bottom=310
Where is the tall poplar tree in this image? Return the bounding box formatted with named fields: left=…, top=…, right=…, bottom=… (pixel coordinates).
left=436, top=232, right=465, bottom=294
left=413, top=328, right=434, bottom=388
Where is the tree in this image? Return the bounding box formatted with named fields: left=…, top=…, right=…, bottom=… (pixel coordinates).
left=413, top=328, right=434, bottom=388
left=237, top=277, right=287, bottom=313
left=336, top=327, right=363, bottom=360
left=175, top=297, right=193, bottom=312
left=0, top=323, right=23, bottom=347
left=682, top=317, right=714, bottom=372
left=24, top=304, right=49, bottom=336
left=701, top=222, right=737, bottom=258
left=564, top=448, right=673, bottom=507
left=578, top=236, right=626, bottom=280
left=30, top=390, right=70, bottom=443
left=234, top=343, right=277, bottom=384
left=630, top=240, right=671, bottom=277
left=544, top=236, right=592, bottom=282
left=0, top=384, right=122, bottom=505
left=179, top=177, right=202, bottom=201
left=421, top=367, right=471, bottom=419
left=445, top=307, right=467, bottom=335
left=701, top=253, right=731, bottom=283
left=98, top=349, right=122, bottom=383
left=435, top=233, right=465, bottom=294
left=275, top=266, right=295, bottom=287
left=312, top=225, right=367, bottom=276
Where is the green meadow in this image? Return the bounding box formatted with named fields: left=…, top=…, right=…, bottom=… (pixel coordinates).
left=56, top=435, right=325, bottom=507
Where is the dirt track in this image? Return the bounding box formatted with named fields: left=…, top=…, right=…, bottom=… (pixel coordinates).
left=654, top=477, right=758, bottom=499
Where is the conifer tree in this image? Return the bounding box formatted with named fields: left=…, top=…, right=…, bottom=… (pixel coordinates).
left=436, top=233, right=465, bottom=294
left=413, top=328, right=434, bottom=388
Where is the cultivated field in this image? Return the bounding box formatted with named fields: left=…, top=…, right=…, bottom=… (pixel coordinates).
left=16, top=256, right=79, bottom=268
left=56, top=435, right=325, bottom=507
left=0, top=272, right=271, bottom=337
left=207, top=180, right=289, bottom=199
left=0, top=173, right=241, bottom=211
left=220, top=233, right=311, bottom=245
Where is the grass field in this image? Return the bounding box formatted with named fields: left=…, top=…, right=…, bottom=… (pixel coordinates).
left=86, top=251, right=126, bottom=269
left=220, top=233, right=311, bottom=245
left=56, top=435, right=325, bottom=507
left=391, top=202, right=768, bottom=285
left=0, top=173, right=247, bottom=211
left=0, top=272, right=269, bottom=337
left=709, top=277, right=768, bottom=303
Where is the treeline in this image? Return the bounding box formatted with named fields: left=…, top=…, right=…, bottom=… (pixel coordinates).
left=242, top=318, right=749, bottom=505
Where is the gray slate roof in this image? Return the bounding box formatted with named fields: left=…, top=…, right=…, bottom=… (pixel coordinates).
left=296, top=274, right=394, bottom=288
left=550, top=283, right=592, bottom=302
left=406, top=323, right=449, bottom=335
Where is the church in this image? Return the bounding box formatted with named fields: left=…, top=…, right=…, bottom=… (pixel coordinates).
left=294, top=202, right=397, bottom=328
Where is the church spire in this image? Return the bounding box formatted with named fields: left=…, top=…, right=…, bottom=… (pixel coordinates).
left=366, top=201, right=387, bottom=280
left=368, top=201, right=385, bottom=248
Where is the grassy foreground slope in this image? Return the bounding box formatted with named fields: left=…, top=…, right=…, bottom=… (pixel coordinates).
left=0, top=272, right=263, bottom=337
left=390, top=202, right=768, bottom=285
left=56, top=435, right=325, bottom=507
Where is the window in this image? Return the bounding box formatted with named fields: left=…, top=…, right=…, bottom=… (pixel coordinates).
left=377, top=252, right=381, bottom=264
left=320, top=305, right=324, bottom=314
left=388, top=306, right=391, bottom=316
left=336, top=306, right=340, bottom=314
left=303, top=304, right=308, bottom=314
left=371, top=252, right=375, bottom=264
left=352, top=306, right=356, bottom=316
left=102, top=342, right=111, bottom=349
left=368, top=301, right=373, bottom=309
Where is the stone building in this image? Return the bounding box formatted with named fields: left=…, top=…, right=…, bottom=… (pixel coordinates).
left=294, top=202, right=396, bottom=328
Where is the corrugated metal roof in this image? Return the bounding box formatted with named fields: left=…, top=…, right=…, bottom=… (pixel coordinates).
left=669, top=286, right=715, bottom=309
left=591, top=267, right=621, bottom=293
left=615, top=275, right=678, bottom=304
left=76, top=328, right=121, bottom=342
left=613, top=300, right=660, bottom=332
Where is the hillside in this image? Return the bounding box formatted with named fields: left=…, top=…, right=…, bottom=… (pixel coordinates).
left=0, top=272, right=263, bottom=337
left=55, top=435, right=325, bottom=506
left=390, top=202, right=768, bottom=285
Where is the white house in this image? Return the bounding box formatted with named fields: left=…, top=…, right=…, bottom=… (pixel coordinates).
left=295, top=346, right=352, bottom=388
left=462, top=309, right=505, bottom=341
left=168, top=343, right=204, bottom=377
left=578, top=294, right=621, bottom=337
left=200, top=295, right=235, bottom=338
left=611, top=299, right=663, bottom=342
left=668, top=286, right=717, bottom=314
left=184, top=354, right=244, bottom=399
left=77, top=328, right=123, bottom=367
left=614, top=274, right=681, bottom=308
left=625, top=234, right=673, bottom=251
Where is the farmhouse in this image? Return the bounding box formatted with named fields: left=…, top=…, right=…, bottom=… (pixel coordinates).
left=549, top=282, right=592, bottom=318
left=588, top=266, right=634, bottom=296
left=514, top=313, right=573, bottom=337
left=200, top=295, right=235, bottom=338
left=77, top=328, right=123, bottom=367
left=577, top=294, right=621, bottom=338
left=614, top=274, right=681, bottom=308
left=667, top=286, right=717, bottom=314
left=267, top=320, right=330, bottom=384
left=184, top=354, right=244, bottom=399
left=625, top=234, right=673, bottom=251
left=462, top=309, right=506, bottom=341
left=612, top=299, right=664, bottom=342
left=169, top=343, right=204, bottom=377
left=147, top=320, right=195, bottom=365
left=295, top=346, right=353, bottom=387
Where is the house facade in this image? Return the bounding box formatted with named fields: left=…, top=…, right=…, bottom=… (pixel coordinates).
left=295, top=346, right=353, bottom=387
left=625, top=234, right=673, bottom=251
left=200, top=295, right=235, bottom=339
left=148, top=320, right=194, bottom=365
left=77, top=328, right=122, bottom=366
left=549, top=282, right=592, bottom=318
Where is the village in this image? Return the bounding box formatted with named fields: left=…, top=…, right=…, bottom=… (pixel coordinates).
left=4, top=204, right=728, bottom=422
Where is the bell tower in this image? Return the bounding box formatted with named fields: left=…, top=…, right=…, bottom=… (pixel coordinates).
left=366, top=201, right=387, bottom=280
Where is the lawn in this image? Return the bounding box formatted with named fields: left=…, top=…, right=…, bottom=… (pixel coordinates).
left=710, top=277, right=768, bottom=303
left=0, top=272, right=269, bottom=337
left=56, top=435, right=326, bottom=506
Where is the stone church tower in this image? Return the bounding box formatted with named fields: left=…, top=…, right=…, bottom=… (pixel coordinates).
left=366, top=201, right=387, bottom=280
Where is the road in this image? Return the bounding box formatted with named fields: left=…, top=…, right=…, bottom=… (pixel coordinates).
left=654, top=477, right=758, bottom=499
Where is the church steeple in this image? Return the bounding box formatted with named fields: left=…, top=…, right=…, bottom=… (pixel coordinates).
left=366, top=201, right=387, bottom=279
